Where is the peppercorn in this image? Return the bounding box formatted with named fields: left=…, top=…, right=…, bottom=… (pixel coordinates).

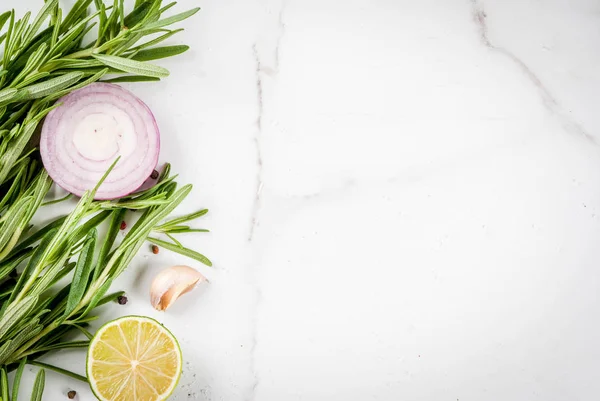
left=67, top=390, right=77, bottom=399
left=117, top=295, right=128, bottom=305
left=150, top=170, right=159, bottom=179
left=152, top=245, right=159, bottom=254
left=120, top=221, right=127, bottom=230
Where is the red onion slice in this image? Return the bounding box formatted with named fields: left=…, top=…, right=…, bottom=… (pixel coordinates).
left=40, top=83, right=160, bottom=200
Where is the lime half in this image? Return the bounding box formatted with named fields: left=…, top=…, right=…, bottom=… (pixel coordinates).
left=87, top=315, right=182, bottom=400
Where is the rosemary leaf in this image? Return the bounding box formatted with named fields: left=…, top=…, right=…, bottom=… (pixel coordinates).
left=93, top=53, right=170, bottom=77
left=29, top=361, right=87, bottom=383
left=158, top=209, right=209, bottom=229
left=28, top=250, right=72, bottom=299
left=50, top=10, right=101, bottom=60
left=12, top=217, right=66, bottom=254
left=21, top=71, right=84, bottom=99
left=0, top=295, right=38, bottom=341
left=96, top=209, right=126, bottom=278
left=65, top=230, right=97, bottom=316
left=41, top=193, right=73, bottom=207
left=23, top=0, right=58, bottom=46
left=42, top=67, right=108, bottom=102
left=103, top=75, right=160, bottom=83
left=147, top=236, right=213, bottom=267
left=0, top=341, right=12, bottom=367
left=159, top=2, right=178, bottom=15
left=50, top=7, right=61, bottom=48
left=0, top=11, right=11, bottom=33
left=9, top=229, right=57, bottom=304
left=160, top=227, right=210, bottom=234
left=71, top=323, right=93, bottom=340
left=34, top=340, right=89, bottom=353
left=125, top=1, right=154, bottom=29
left=129, top=28, right=184, bottom=52
left=0, top=88, right=19, bottom=105
left=70, top=210, right=111, bottom=246
left=0, top=196, right=33, bottom=259
left=11, top=358, right=26, bottom=401
left=132, top=45, right=189, bottom=61
left=2, top=11, right=14, bottom=68
left=72, top=315, right=99, bottom=324
left=30, top=368, right=45, bottom=401
left=163, top=233, right=181, bottom=248
left=0, top=120, right=39, bottom=185
left=23, top=170, right=53, bottom=223
left=4, top=318, right=43, bottom=353
left=97, top=291, right=125, bottom=307
left=1, top=367, right=8, bottom=401
left=0, top=249, right=31, bottom=282
left=119, top=0, right=125, bottom=28
left=99, top=0, right=119, bottom=41
left=136, top=7, right=200, bottom=33
left=60, top=0, right=93, bottom=34
left=15, top=72, right=51, bottom=89
left=79, top=278, right=113, bottom=318
left=12, top=43, right=49, bottom=85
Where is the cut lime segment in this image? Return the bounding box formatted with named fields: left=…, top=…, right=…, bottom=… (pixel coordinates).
left=87, top=316, right=182, bottom=401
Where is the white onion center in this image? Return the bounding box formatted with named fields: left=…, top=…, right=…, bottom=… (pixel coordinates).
left=72, top=112, right=136, bottom=161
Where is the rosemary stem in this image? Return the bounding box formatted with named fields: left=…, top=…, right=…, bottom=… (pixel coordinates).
left=63, top=47, right=95, bottom=59
left=28, top=361, right=88, bottom=383
left=11, top=269, right=41, bottom=305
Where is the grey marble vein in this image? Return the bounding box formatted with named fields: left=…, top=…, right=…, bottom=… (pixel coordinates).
left=470, top=0, right=595, bottom=144
left=245, top=46, right=265, bottom=401
left=248, top=0, right=288, bottom=241
left=245, top=4, right=289, bottom=399
left=245, top=286, right=263, bottom=401
left=274, top=0, right=288, bottom=72
left=248, top=44, right=265, bottom=243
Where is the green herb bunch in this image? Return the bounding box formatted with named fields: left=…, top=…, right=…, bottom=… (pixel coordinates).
left=0, top=0, right=208, bottom=399
left=0, top=163, right=210, bottom=399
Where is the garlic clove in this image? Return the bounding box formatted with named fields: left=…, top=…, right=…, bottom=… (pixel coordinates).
left=150, top=265, right=207, bottom=311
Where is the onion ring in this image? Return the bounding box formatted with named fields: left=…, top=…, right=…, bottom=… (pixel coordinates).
left=40, top=82, right=160, bottom=200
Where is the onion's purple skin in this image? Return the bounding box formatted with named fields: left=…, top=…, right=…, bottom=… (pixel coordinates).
left=40, top=83, right=160, bottom=200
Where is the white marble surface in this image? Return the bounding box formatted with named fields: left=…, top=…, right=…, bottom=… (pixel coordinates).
left=14, top=0, right=600, bottom=399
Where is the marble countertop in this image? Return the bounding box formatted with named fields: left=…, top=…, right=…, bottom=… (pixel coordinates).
left=17, top=0, right=600, bottom=399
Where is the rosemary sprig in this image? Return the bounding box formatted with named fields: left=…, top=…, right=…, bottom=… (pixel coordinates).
left=0, top=163, right=210, bottom=388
